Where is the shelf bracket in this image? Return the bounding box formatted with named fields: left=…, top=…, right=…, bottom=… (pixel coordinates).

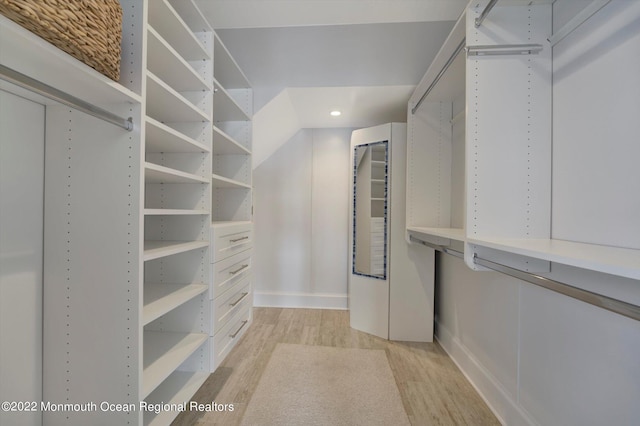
left=475, top=0, right=499, bottom=28
left=466, top=44, right=543, bottom=57
left=0, top=64, right=134, bottom=132
left=409, top=235, right=464, bottom=259
left=548, top=0, right=611, bottom=47
left=473, top=254, right=640, bottom=323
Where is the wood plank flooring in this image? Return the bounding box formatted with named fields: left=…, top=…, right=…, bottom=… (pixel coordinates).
left=172, top=308, right=499, bottom=426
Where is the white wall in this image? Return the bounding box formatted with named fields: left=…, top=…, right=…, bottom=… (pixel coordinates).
left=436, top=254, right=640, bottom=426
left=0, top=90, right=44, bottom=426
left=253, top=128, right=351, bottom=309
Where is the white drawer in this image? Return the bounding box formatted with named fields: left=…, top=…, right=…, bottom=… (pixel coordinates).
left=211, top=304, right=251, bottom=371
left=211, top=249, right=252, bottom=299
left=211, top=275, right=252, bottom=335
left=211, top=222, right=252, bottom=263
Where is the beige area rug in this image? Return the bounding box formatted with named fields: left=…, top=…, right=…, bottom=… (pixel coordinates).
left=241, top=343, right=410, bottom=426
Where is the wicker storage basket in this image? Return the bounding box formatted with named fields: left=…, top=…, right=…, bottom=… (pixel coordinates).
left=0, top=0, right=122, bottom=81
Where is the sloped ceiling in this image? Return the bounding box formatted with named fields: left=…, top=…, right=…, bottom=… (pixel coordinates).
left=195, top=0, right=466, bottom=163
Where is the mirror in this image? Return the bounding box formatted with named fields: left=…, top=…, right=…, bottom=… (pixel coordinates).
left=352, top=141, right=388, bottom=279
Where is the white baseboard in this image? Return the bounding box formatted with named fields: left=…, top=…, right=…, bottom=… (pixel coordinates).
left=436, top=321, right=538, bottom=426
left=253, top=291, right=348, bottom=310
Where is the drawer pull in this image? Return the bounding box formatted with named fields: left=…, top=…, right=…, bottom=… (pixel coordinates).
left=229, top=292, right=249, bottom=307
left=229, top=320, right=248, bottom=338
left=229, top=236, right=249, bottom=243
left=229, top=264, right=249, bottom=275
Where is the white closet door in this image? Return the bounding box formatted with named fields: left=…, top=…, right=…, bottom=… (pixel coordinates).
left=0, top=89, right=45, bottom=426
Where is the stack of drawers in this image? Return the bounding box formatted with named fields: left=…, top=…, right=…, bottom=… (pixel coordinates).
left=370, top=217, right=385, bottom=275
left=210, top=222, right=253, bottom=371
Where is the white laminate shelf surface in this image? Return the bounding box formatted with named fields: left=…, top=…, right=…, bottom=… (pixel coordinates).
left=213, top=34, right=251, bottom=89
left=213, top=126, right=251, bottom=155
left=148, top=0, right=210, bottom=61
left=211, top=220, right=252, bottom=228
left=145, top=117, right=210, bottom=153
left=213, top=79, right=251, bottom=122
left=147, top=26, right=210, bottom=93
left=467, top=237, right=640, bottom=281
left=408, top=227, right=465, bottom=243
left=168, top=0, right=212, bottom=33
left=143, top=240, right=209, bottom=261
left=142, top=331, right=208, bottom=398
left=0, top=15, right=141, bottom=105
left=145, top=162, right=209, bottom=184
left=211, top=173, right=252, bottom=189
left=143, top=371, right=208, bottom=426
left=146, top=72, right=210, bottom=123
left=144, top=209, right=209, bottom=216
left=143, top=283, right=208, bottom=325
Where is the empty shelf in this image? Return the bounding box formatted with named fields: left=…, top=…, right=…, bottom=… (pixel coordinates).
left=213, top=126, right=251, bottom=155
left=212, top=173, right=251, bottom=189
left=213, top=79, right=251, bottom=122
left=146, top=72, right=210, bottom=123
left=145, top=162, right=209, bottom=184
left=143, top=370, right=208, bottom=426
left=143, top=240, right=209, bottom=261
left=143, top=283, right=208, bottom=325
left=144, top=208, right=209, bottom=216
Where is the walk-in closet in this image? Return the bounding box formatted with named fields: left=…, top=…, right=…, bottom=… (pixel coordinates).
left=1, top=1, right=639, bottom=425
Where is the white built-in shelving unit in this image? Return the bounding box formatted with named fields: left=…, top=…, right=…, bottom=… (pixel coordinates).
left=407, top=1, right=640, bottom=288
left=0, top=0, right=223, bottom=424
left=208, top=28, right=254, bottom=371
left=142, top=1, right=213, bottom=425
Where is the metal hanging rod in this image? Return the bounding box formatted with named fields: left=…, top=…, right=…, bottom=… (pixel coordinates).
left=466, top=44, right=543, bottom=56
left=411, top=38, right=466, bottom=115
left=409, top=235, right=464, bottom=259
left=0, top=64, right=133, bottom=132
left=475, top=0, right=499, bottom=28
left=474, top=255, right=640, bottom=323
left=548, top=0, right=611, bottom=47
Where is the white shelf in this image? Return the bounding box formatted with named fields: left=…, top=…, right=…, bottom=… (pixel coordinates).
left=213, top=79, right=251, bottom=122
left=371, top=198, right=385, bottom=201
left=148, top=0, right=210, bottom=61
left=0, top=15, right=141, bottom=105
left=212, top=173, right=252, bottom=189
left=147, top=26, right=210, bottom=92
left=409, top=227, right=465, bottom=243
left=144, top=208, right=209, bottom=216
left=467, top=237, right=640, bottom=281
left=145, top=117, right=210, bottom=153
left=143, top=240, right=209, bottom=262
left=143, top=371, right=209, bottom=426
left=145, top=162, right=209, bottom=184
left=168, top=0, right=212, bottom=33
left=143, top=283, right=208, bottom=325
left=213, top=34, right=251, bottom=89
left=213, top=126, right=251, bottom=155
left=211, top=220, right=252, bottom=229
left=146, top=72, right=210, bottom=123
left=142, top=331, right=208, bottom=398
left=371, top=179, right=385, bottom=184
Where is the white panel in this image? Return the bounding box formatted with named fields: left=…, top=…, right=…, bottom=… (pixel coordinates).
left=0, top=90, right=44, bottom=426
left=43, top=106, right=142, bottom=425
left=465, top=4, right=552, bottom=240
left=437, top=255, right=520, bottom=400
left=253, top=129, right=313, bottom=295
left=519, top=282, right=640, bottom=425
left=388, top=124, right=435, bottom=342
left=552, top=0, right=640, bottom=249
left=311, top=129, right=351, bottom=295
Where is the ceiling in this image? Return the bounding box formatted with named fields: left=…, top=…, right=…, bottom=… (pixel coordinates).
left=194, top=0, right=466, bottom=143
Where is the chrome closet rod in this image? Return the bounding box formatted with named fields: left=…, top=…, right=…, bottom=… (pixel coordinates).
left=409, top=235, right=464, bottom=259
left=548, top=0, right=611, bottom=46
left=0, top=64, right=133, bottom=132
left=411, top=38, right=466, bottom=115
left=475, top=0, right=499, bottom=28
left=473, top=255, right=640, bottom=323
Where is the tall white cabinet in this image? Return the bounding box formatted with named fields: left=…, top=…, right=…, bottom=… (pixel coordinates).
left=0, top=1, right=252, bottom=425
left=349, top=123, right=435, bottom=342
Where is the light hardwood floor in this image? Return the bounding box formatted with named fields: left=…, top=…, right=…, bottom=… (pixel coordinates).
left=173, top=308, right=499, bottom=426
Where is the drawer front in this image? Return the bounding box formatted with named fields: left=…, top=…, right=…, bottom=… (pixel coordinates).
left=211, top=249, right=252, bottom=299
left=211, top=275, right=252, bottom=335
left=211, top=304, right=252, bottom=371
left=211, top=223, right=252, bottom=263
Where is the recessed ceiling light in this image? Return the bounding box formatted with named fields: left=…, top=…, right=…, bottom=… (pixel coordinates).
left=330, top=110, right=341, bottom=117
